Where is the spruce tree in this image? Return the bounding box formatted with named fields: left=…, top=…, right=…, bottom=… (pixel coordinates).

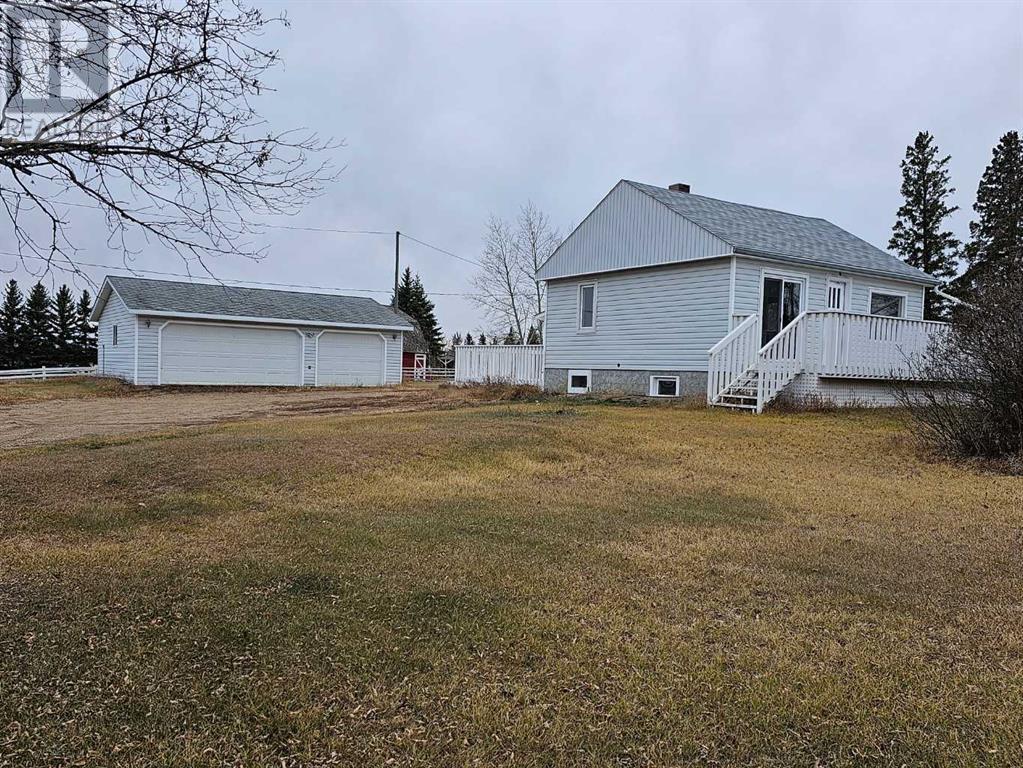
left=526, top=325, right=541, bottom=344
left=0, top=280, right=26, bottom=369
left=889, top=131, right=960, bottom=319
left=22, top=282, right=56, bottom=367
left=75, top=290, right=97, bottom=365
left=391, top=267, right=444, bottom=363
left=477, top=332, right=487, bottom=346
left=450, top=332, right=463, bottom=347
left=53, top=285, right=78, bottom=365
left=463, top=333, right=475, bottom=346
left=503, top=326, right=520, bottom=344
left=961, top=130, right=1023, bottom=292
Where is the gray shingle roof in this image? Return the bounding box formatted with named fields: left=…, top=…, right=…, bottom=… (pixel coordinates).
left=105, top=276, right=414, bottom=329
left=625, top=181, right=938, bottom=284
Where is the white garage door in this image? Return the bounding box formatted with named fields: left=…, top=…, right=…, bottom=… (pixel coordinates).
left=160, top=323, right=303, bottom=386
left=317, top=331, right=385, bottom=386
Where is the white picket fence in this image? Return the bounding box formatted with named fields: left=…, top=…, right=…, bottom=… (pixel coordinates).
left=0, top=365, right=97, bottom=382
left=453, top=345, right=544, bottom=386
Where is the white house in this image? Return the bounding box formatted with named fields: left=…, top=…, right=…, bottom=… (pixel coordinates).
left=90, top=276, right=413, bottom=386
left=537, top=180, right=944, bottom=411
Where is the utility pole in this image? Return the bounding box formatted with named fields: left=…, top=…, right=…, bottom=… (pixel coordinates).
left=393, top=230, right=400, bottom=310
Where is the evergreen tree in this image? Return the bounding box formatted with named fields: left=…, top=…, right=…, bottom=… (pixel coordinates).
left=0, top=279, right=26, bottom=369
left=53, top=285, right=78, bottom=364
left=526, top=325, right=541, bottom=344
left=477, top=332, right=487, bottom=346
left=450, top=332, right=463, bottom=347
left=75, top=290, right=97, bottom=365
left=503, top=325, right=520, bottom=345
left=961, top=130, right=1023, bottom=293
left=391, top=267, right=444, bottom=363
left=889, top=131, right=960, bottom=319
left=463, top=332, right=475, bottom=346
left=22, top=282, right=56, bottom=367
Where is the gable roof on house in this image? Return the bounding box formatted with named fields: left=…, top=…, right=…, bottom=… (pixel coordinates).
left=537, top=180, right=939, bottom=285
left=91, top=276, right=414, bottom=330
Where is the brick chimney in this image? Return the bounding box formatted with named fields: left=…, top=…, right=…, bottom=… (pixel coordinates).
left=668, top=182, right=690, bottom=193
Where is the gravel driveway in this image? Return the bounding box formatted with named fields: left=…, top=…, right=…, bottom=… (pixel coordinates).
left=0, top=386, right=464, bottom=449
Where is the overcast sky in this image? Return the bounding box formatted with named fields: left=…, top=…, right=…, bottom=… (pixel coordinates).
left=4, top=0, right=1022, bottom=336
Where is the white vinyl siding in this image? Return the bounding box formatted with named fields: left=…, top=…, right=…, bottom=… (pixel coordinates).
left=95, top=291, right=136, bottom=381
left=537, top=181, right=731, bottom=281
left=732, top=257, right=925, bottom=322
left=159, top=322, right=304, bottom=386
left=544, top=259, right=732, bottom=371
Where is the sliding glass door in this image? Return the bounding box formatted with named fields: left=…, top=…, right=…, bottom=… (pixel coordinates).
left=761, top=277, right=803, bottom=347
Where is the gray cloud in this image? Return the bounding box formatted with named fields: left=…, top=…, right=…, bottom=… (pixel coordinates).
left=3, top=0, right=1020, bottom=336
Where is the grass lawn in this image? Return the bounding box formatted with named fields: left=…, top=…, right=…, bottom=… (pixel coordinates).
left=0, top=400, right=1020, bottom=766
left=0, top=376, right=137, bottom=406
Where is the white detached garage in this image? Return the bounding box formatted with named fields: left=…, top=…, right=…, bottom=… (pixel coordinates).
left=90, top=276, right=413, bottom=387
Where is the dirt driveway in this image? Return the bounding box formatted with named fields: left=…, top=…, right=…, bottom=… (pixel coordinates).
left=0, top=385, right=474, bottom=449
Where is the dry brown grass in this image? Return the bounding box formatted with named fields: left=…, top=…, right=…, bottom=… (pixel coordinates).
left=0, top=375, right=138, bottom=406
left=0, top=402, right=1020, bottom=766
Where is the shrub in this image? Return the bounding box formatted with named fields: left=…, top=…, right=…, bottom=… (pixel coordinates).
left=897, top=278, right=1023, bottom=461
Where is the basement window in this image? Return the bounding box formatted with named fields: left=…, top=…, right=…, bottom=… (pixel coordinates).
left=567, top=369, right=591, bottom=395
left=649, top=376, right=680, bottom=397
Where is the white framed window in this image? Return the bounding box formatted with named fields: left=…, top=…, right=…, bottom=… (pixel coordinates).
left=577, top=283, right=596, bottom=331
left=649, top=375, right=680, bottom=397
left=868, top=290, right=906, bottom=318
left=112, top=324, right=119, bottom=346
left=567, top=369, right=591, bottom=394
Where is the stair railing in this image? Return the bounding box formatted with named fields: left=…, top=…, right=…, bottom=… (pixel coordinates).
left=756, top=311, right=807, bottom=412
left=707, top=313, right=760, bottom=405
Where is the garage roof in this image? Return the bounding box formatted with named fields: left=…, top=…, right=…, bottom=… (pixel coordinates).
left=92, top=276, right=415, bottom=330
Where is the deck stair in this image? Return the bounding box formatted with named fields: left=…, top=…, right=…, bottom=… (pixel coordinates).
left=713, top=369, right=759, bottom=411
left=707, top=311, right=807, bottom=413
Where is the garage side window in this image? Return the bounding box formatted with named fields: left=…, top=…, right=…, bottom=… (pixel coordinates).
left=112, top=325, right=118, bottom=346
left=578, top=283, right=596, bottom=331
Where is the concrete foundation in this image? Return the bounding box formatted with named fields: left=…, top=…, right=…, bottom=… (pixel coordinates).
left=544, top=368, right=707, bottom=398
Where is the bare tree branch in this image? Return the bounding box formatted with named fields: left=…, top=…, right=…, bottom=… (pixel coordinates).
left=471, top=204, right=561, bottom=341
left=0, top=0, right=338, bottom=278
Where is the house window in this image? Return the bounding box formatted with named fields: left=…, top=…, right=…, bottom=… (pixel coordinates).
left=567, top=369, right=591, bottom=394
left=649, top=376, right=680, bottom=397
left=578, top=283, right=596, bottom=331
left=112, top=325, right=118, bottom=346
left=869, top=291, right=905, bottom=318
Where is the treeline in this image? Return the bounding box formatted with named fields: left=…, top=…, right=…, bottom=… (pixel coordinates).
left=449, top=325, right=541, bottom=347
left=0, top=280, right=97, bottom=370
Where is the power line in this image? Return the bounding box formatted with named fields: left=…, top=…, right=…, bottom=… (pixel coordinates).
left=3, top=189, right=483, bottom=267
left=1, top=251, right=475, bottom=297
left=399, top=232, right=482, bottom=267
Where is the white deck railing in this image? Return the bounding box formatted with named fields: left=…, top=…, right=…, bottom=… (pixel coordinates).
left=453, top=345, right=544, bottom=386
left=0, top=365, right=97, bottom=381
left=813, top=311, right=945, bottom=378
left=756, top=312, right=807, bottom=412
left=707, top=313, right=759, bottom=404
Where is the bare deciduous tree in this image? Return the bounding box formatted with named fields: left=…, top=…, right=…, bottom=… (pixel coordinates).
left=515, top=201, right=561, bottom=332
left=471, top=202, right=561, bottom=341
left=473, top=214, right=527, bottom=341
left=0, top=0, right=336, bottom=279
